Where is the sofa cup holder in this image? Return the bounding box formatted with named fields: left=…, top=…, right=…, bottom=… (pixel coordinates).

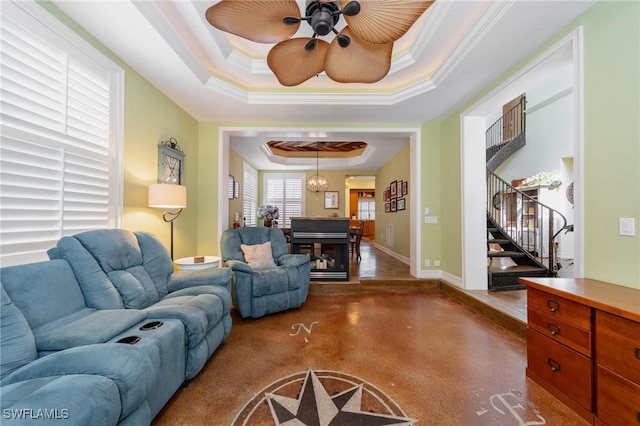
left=140, top=321, right=163, bottom=331
left=116, top=336, right=141, bottom=345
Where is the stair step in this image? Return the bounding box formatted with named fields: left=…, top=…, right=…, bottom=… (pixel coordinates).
left=488, top=266, right=548, bottom=292
left=487, top=251, right=526, bottom=258
left=488, top=239, right=511, bottom=245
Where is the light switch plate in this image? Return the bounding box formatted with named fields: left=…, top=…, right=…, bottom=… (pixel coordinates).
left=619, top=218, right=636, bottom=236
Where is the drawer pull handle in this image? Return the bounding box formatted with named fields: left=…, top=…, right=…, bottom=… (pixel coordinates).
left=635, top=347, right=640, bottom=360
left=547, top=358, right=561, bottom=372
left=547, top=322, right=561, bottom=336
left=546, top=299, right=560, bottom=312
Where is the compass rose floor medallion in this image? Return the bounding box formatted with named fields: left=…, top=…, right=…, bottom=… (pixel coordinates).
left=232, top=369, right=415, bottom=426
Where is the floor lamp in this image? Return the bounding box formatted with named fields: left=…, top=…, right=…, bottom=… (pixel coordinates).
left=148, top=183, right=187, bottom=259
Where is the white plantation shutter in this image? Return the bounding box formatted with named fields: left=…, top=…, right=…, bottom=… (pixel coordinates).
left=0, top=2, right=123, bottom=266
left=243, top=162, right=258, bottom=227
left=263, top=173, right=305, bottom=227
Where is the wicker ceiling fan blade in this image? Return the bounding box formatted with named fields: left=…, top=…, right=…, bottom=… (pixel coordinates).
left=267, top=38, right=330, bottom=86
left=324, top=27, right=392, bottom=83
left=205, top=0, right=301, bottom=44
left=340, top=0, right=434, bottom=45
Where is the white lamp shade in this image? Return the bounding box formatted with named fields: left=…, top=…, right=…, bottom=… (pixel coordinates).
left=148, top=184, right=187, bottom=208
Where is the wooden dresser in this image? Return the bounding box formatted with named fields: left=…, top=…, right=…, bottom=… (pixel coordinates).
left=520, top=277, right=640, bottom=425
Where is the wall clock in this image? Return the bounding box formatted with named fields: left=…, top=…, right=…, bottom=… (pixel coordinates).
left=158, top=140, right=185, bottom=185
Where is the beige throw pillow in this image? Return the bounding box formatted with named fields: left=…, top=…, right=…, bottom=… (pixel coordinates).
left=240, top=241, right=277, bottom=270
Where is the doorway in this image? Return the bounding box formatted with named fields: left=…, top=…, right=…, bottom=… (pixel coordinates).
left=460, top=28, right=584, bottom=290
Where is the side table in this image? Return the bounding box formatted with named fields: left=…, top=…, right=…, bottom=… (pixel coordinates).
left=174, top=256, right=221, bottom=270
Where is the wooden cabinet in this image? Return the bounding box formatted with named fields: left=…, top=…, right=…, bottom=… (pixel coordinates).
left=525, top=286, right=594, bottom=421
left=521, top=278, right=640, bottom=426
left=595, top=311, right=640, bottom=426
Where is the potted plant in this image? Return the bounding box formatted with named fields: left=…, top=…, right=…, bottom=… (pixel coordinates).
left=523, top=171, right=562, bottom=189
left=257, top=205, right=279, bottom=227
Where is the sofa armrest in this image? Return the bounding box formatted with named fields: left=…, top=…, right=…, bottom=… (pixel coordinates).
left=2, top=343, right=153, bottom=418
left=225, top=259, right=253, bottom=274
left=168, top=267, right=232, bottom=293
left=277, top=253, right=310, bottom=268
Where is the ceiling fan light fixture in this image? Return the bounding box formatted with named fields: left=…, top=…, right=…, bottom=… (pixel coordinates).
left=206, top=0, right=434, bottom=86
left=342, top=1, right=361, bottom=16
left=337, top=34, right=350, bottom=48
left=305, top=0, right=341, bottom=36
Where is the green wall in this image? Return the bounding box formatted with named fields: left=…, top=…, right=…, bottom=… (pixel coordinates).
left=581, top=1, right=639, bottom=287
left=376, top=145, right=411, bottom=258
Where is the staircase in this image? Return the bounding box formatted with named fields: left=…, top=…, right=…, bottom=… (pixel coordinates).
left=485, top=97, right=566, bottom=291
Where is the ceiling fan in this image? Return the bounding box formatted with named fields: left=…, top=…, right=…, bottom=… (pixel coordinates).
left=205, top=0, right=434, bottom=86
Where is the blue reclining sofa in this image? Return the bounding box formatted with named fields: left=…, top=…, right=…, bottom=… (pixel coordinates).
left=0, top=229, right=232, bottom=425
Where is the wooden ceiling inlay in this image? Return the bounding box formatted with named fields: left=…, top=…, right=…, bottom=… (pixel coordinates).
left=266, top=141, right=368, bottom=158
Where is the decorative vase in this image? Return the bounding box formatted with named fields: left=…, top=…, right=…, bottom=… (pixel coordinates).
left=263, top=220, right=272, bottom=228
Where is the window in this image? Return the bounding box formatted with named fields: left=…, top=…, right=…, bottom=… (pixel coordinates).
left=0, top=2, right=123, bottom=266
left=263, top=173, right=305, bottom=228
left=242, top=162, right=258, bottom=227
left=358, top=200, right=376, bottom=220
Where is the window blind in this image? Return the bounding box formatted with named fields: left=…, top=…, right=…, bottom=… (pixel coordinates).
left=242, top=162, right=258, bottom=227
left=0, top=2, right=122, bottom=266
left=263, top=173, right=304, bottom=228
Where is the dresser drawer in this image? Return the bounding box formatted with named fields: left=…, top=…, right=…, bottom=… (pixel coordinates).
left=527, top=328, right=592, bottom=410
left=528, top=306, right=591, bottom=356
left=596, top=311, right=640, bottom=384
left=527, top=287, right=591, bottom=329
left=597, top=365, right=640, bottom=425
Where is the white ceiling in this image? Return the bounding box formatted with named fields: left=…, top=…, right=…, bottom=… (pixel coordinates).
left=52, top=0, right=596, bottom=171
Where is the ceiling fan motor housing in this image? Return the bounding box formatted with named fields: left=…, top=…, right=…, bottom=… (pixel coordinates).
left=305, top=1, right=340, bottom=36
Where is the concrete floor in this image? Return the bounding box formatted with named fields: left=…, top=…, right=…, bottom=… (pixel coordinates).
left=152, top=242, right=586, bottom=425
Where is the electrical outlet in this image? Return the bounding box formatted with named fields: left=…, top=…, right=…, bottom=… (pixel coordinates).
left=424, top=259, right=430, bottom=267
left=434, top=260, right=441, bottom=267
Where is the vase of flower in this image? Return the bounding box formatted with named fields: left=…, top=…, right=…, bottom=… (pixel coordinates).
left=257, top=205, right=279, bottom=228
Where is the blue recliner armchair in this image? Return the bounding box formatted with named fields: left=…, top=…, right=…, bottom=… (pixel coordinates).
left=220, top=227, right=310, bottom=319
left=50, top=229, right=233, bottom=380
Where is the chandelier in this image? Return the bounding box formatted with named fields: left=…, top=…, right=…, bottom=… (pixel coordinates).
left=306, top=142, right=329, bottom=195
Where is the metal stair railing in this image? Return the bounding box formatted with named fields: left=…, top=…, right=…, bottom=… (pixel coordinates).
left=486, top=97, right=528, bottom=180
left=487, top=171, right=567, bottom=274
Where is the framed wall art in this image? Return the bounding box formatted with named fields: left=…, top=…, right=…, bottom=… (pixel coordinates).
left=397, top=198, right=405, bottom=211
left=324, top=191, right=339, bottom=209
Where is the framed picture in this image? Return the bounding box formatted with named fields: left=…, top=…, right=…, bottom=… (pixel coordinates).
left=391, top=198, right=397, bottom=212
left=234, top=181, right=240, bottom=199
left=398, top=180, right=403, bottom=196
left=385, top=202, right=390, bottom=213
left=402, top=180, right=408, bottom=196
left=397, top=198, right=405, bottom=211
left=390, top=180, right=397, bottom=197
left=158, top=144, right=185, bottom=185
left=324, top=191, right=339, bottom=209
left=228, top=175, right=234, bottom=199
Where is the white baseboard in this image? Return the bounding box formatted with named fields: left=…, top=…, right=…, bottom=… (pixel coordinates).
left=372, top=243, right=409, bottom=265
